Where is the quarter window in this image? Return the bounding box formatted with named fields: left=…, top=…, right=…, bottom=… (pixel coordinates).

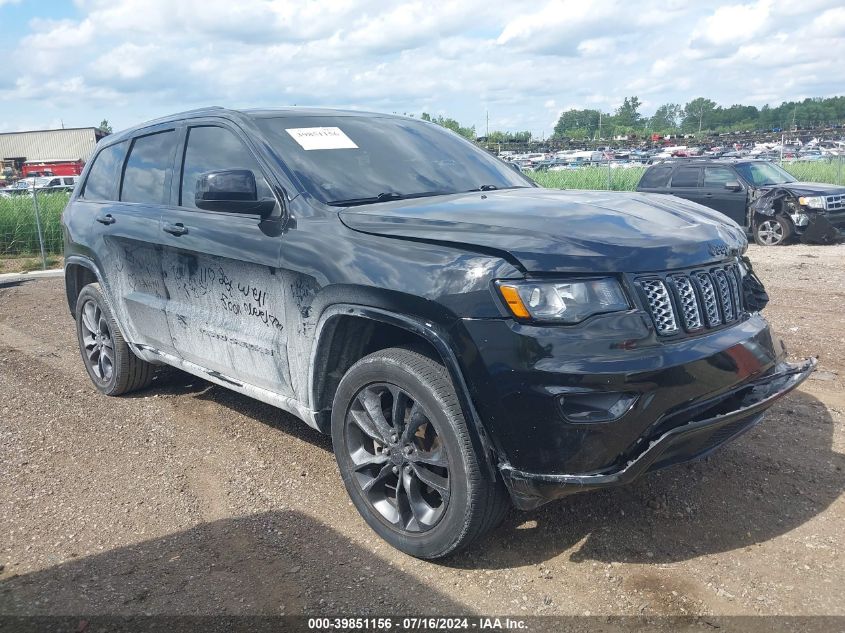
left=82, top=142, right=127, bottom=201
left=180, top=126, right=274, bottom=210
left=671, top=166, right=701, bottom=188
left=639, top=165, right=672, bottom=188
left=121, top=130, right=178, bottom=204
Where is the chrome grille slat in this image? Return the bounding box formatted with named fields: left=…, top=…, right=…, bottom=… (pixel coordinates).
left=713, top=269, right=735, bottom=322
left=672, top=275, right=702, bottom=330
left=638, top=279, right=678, bottom=335
left=692, top=271, right=721, bottom=326
left=726, top=264, right=743, bottom=313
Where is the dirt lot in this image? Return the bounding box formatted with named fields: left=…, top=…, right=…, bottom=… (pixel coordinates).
left=0, top=244, right=843, bottom=622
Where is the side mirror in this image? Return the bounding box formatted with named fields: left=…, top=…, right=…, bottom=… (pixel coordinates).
left=195, top=169, right=276, bottom=216
left=724, top=180, right=742, bottom=192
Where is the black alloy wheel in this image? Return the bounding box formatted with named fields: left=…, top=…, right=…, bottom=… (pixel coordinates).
left=74, top=283, right=154, bottom=396
left=79, top=298, right=115, bottom=382
left=331, top=347, right=509, bottom=559
left=345, top=382, right=450, bottom=532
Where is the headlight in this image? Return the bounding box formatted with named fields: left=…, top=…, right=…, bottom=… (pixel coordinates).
left=496, top=278, right=629, bottom=323
left=798, top=195, right=825, bottom=210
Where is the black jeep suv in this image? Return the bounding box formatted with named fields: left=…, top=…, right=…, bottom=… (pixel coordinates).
left=636, top=159, right=845, bottom=246
left=62, top=108, right=814, bottom=558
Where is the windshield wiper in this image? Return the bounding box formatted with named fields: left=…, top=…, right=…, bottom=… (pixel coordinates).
left=466, top=184, right=530, bottom=192
left=327, top=192, right=404, bottom=207
left=327, top=190, right=453, bottom=207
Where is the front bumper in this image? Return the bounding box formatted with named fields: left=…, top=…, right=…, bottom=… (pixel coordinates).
left=797, top=211, right=843, bottom=244
left=500, top=358, right=815, bottom=510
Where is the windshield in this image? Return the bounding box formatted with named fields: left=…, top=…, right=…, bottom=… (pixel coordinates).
left=735, top=162, right=796, bottom=187
left=253, top=115, right=533, bottom=205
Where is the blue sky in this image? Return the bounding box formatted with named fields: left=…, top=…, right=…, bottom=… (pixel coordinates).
left=1, top=0, right=844, bottom=137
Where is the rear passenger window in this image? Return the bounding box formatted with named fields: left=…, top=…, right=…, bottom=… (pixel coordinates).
left=82, top=141, right=128, bottom=201
left=639, top=165, right=672, bottom=188
left=63, top=178, right=75, bottom=185
left=120, top=130, right=177, bottom=204
left=180, top=126, right=273, bottom=209
left=671, top=167, right=701, bottom=188
left=703, top=167, right=735, bottom=187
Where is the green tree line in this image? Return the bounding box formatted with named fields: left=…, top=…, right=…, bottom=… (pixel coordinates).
left=419, top=112, right=531, bottom=143
left=552, top=95, right=845, bottom=140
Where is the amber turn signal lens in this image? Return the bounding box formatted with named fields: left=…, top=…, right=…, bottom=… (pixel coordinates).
left=498, top=284, right=531, bottom=319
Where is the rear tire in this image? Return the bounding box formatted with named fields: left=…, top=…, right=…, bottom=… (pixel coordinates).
left=75, top=283, right=154, bottom=396
left=331, top=347, right=509, bottom=559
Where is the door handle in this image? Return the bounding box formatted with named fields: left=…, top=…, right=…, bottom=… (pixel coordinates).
left=163, top=222, right=188, bottom=236
left=95, top=214, right=116, bottom=225
left=704, top=193, right=713, bottom=198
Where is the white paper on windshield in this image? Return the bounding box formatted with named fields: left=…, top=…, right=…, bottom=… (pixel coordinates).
left=285, top=127, right=358, bottom=150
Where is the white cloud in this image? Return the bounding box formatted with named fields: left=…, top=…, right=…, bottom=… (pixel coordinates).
left=0, top=0, right=843, bottom=135
left=690, top=1, right=772, bottom=49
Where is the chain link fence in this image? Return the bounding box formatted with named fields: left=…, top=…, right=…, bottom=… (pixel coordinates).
left=0, top=190, right=69, bottom=270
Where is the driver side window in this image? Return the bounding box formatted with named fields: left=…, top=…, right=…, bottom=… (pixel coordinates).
left=180, top=125, right=274, bottom=210
left=703, top=167, right=736, bottom=187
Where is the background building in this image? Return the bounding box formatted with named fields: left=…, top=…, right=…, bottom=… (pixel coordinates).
left=0, top=127, right=106, bottom=178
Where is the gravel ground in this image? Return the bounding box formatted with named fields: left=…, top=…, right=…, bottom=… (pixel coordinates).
left=0, top=244, right=843, bottom=620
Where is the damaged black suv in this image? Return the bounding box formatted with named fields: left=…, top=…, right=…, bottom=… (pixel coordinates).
left=637, top=158, right=845, bottom=246
left=63, top=108, right=814, bottom=559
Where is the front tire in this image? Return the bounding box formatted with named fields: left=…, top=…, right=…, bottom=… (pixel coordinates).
left=754, top=215, right=793, bottom=246
left=331, top=347, right=509, bottom=559
left=75, top=283, right=154, bottom=396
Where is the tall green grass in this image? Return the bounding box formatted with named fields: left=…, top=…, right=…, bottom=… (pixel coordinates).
left=0, top=159, right=842, bottom=257
left=782, top=159, right=845, bottom=184
left=527, top=159, right=844, bottom=191
left=529, top=165, right=647, bottom=191
left=0, top=192, right=68, bottom=257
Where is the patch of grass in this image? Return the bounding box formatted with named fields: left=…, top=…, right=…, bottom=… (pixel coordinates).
left=0, top=254, right=62, bottom=274
left=0, top=191, right=69, bottom=257
left=526, top=158, right=844, bottom=191
left=528, top=165, right=646, bottom=191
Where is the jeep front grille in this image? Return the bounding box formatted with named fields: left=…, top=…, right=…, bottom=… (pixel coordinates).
left=825, top=194, right=844, bottom=211
left=637, top=263, right=744, bottom=336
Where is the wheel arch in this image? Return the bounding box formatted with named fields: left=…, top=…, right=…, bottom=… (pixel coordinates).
left=308, top=305, right=499, bottom=476
left=64, top=255, right=105, bottom=316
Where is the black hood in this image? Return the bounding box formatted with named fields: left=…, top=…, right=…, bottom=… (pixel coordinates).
left=339, top=188, right=747, bottom=274
left=769, top=181, right=845, bottom=196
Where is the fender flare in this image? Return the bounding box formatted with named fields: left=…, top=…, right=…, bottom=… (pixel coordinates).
left=64, top=255, right=107, bottom=311
left=308, top=304, right=500, bottom=478
left=64, top=255, right=134, bottom=344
